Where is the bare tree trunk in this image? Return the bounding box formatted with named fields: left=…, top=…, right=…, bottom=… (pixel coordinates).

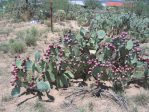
left=50, top=0, right=53, bottom=32
left=25, top=0, right=29, bottom=9
left=26, top=0, right=28, bottom=4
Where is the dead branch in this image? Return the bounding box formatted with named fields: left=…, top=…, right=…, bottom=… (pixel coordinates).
left=64, top=86, right=129, bottom=111
left=101, top=90, right=129, bottom=112
left=17, top=95, right=37, bottom=107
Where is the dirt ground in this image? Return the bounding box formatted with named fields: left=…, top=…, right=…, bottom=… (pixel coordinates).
left=0, top=19, right=149, bottom=112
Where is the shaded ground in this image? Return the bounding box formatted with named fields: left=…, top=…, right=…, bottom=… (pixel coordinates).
left=0, top=19, right=149, bottom=112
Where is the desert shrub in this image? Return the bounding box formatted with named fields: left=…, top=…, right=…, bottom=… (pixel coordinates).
left=30, top=27, right=39, bottom=37
left=76, top=9, right=93, bottom=26
left=16, top=27, right=39, bottom=46
left=11, top=17, right=22, bottom=23
left=3, top=0, right=70, bottom=21
left=53, top=0, right=69, bottom=12
left=25, top=33, right=37, bottom=46
left=41, top=0, right=69, bottom=12
left=65, top=4, right=83, bottom=20
left=77, top=16, right=89, bottom=26
left=68, top=4, right=83, bottom=11
left=9, top=39, right=15, bottom=44
left=126, top=0, right=149, bottom=17
left=66, top=11, right=76, bottom=20
left=34, top=100, right=45, bottom=112
left=0, top=42, right=9, bottom=53
left=62, top=28, right=71, bottom=35
left=32, top=0, right=69, bottom=20
left=10, top=41, right=26, bottom=54
left=133, top=1, right=146, bottom=16
left=43, top=20, right=51, bottom=27
left=16, top=31, right=25, bottom=40
left=7, top=0, right=33, bottom=21
left=84, top=0, right=103, bottom=9
left=132, top=91, right=149, bottom=106
left=25, top=27, right=39, bottom=46
left=54, top=10, right=66, bottom=21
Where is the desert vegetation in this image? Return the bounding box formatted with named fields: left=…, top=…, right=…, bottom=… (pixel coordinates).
left=0, top=0, right=149, bottom=112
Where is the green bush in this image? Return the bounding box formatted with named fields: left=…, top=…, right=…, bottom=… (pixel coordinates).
left=84, top=0, right=103, bottom=9
left=66, top=4, right=84, bottom=20
left=134, top=1, right=149, bottom=17
left=0, top=42, right=9, bottom=53
left=76, top=9, right=93, bottom=26
left=9, top=39, right=15, bottom=44
left=10, top=41, right=26, bottom=54
left=33, top=0, right=69, bottom=20
left=25, top=34, right=37, bottom=46
left=25, top=27, right=39, bottom=46
left=16, top=27, right=39, bottom=46
left=43, top=20, right=51, bottom=27
left=125, top=0, right=149, bottom=17
left=2, top=0, right=70, bottom=21
left=54, top=10, right=66, bottom=21
left=16, top=30, right=25, bottom=40
left=53, top=0, right=69, bottom=12
left=30, top=27, right=39, bottom=37
left=66, top=11, right=76, bottom=20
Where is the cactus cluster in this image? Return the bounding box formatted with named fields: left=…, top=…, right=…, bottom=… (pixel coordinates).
left=90, top=13, right=149, bottom=41
left=94, top=32, right=149, bottom=88
left=10, top=28, right=149, bottom=98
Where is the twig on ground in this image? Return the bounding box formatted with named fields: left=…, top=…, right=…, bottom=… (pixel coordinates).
left=17, top=95, right=37, bottom=107
left=64, top=86, right=129, bottom=111
left=101, top=90, right=129, bottom=112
